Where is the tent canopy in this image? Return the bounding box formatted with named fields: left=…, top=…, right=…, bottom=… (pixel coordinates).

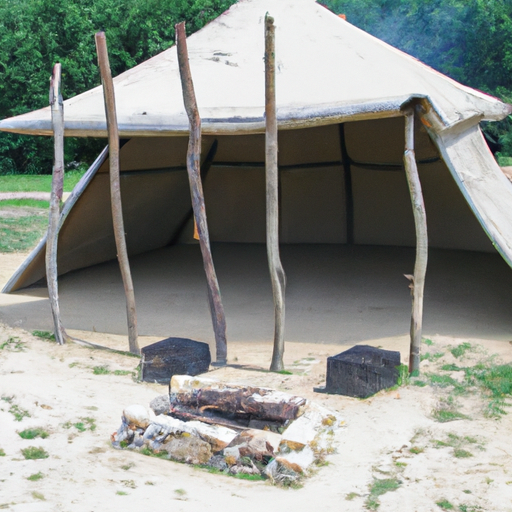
left=1, top=0, right=512, bottom=303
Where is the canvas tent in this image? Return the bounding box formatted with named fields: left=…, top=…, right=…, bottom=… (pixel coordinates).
left=1, top=0, right=512, bottom=345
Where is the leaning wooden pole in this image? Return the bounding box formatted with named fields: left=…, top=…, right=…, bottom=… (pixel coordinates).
left=46, top=63, right=70, bottom=346
left=176, top=22, right=227, bottom=365
left=265, top=14, right=286, bottom=372
left=403, top=108, right=428, bottom=374
left=95, top=32, right=140, bottom=356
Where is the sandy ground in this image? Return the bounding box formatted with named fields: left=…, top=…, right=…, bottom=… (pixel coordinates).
left=1, top=251, right=512, bottom=511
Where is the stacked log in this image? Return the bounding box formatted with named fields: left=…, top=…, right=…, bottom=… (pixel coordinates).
left=112, top=375, right=345, bottom=485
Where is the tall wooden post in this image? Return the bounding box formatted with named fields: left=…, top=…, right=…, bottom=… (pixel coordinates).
left=95, top=32, right=140, bottom=356
left=403, top=108, right=428, bottom=373
left=46, top=63, right=70, bottom=346
left=265, top=14, right=286, bottom=372
left=176, top=22, right=227, bottom=365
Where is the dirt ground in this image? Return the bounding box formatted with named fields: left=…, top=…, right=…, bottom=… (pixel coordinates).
left=1, top=251, right=512, bottom=511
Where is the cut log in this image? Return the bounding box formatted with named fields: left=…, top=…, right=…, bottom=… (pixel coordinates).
left=322, top=345, right=400, bottom=398
left=140, top=337, right=211, bottom=384
left=170, top=375, right=306, bottom=422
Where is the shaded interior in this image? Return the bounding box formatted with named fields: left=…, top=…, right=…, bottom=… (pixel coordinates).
left=6, top=117, right=509, bottom=344
left=13, top=117, right=493, bottom=291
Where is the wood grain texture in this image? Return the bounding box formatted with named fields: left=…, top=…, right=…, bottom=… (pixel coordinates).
left=176, top=22, right=227, bottom=365
left=95, top=32, right=140, bottom=355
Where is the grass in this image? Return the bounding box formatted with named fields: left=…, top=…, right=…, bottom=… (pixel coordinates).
left=0, top=214, right=48, bottom=252
left=21, top=447, right=49, bottom=460
left=0, top=171, right=85, bottom=193
left=0, top=199, right=49, bottom=208
left=0, top=337, right=25, bottom=351
left=450, top=342, right=473, bottom=358
left=0, top=448, right=5, bottom=456
left=62, top=417, right=96, bottom=432
left=27, top=472, right=44, bottom=481
left=436, top=499, right=454, bottom=510
left=92, top=365, right=111, bottom=375
left=9, top=404, right=30, bottom=422
left=18, top=428, right=49, bottom=440
left=32, top=331, right=55, bottom=342
left=365, top=477, right=401, bottom=510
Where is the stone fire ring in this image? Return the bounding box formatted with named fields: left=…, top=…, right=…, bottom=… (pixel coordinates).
left=112, top=375, right=346, bottom=485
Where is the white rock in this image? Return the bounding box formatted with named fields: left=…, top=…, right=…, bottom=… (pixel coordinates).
left=123, top=404, right=150, bottom=429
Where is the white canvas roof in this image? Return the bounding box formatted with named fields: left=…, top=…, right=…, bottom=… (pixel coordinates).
left=0, top=0, right=509, bottom=137
left=1, top=0, right=512, bottom=269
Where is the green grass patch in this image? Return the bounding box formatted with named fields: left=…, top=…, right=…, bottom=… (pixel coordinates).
left=409, top=446, right=424, bottom=454
left=346, top=492, right=360, bottom=500
left=92, top=365, right=111, bottom=375
left=21, top=447, right=49, bottom=460
left=453, top=448, right=473, bottom=458
left=365, top=478, right=401, bottom=510
left=436, top=499, right=454, bottom=510
left=276, top=370, right=293, bottom=375
left=432, top=409, right=469, bottom=423
left=451, top=342, right=473, bottom=359
left=0, top=337, right=25, bottom=351
left=116, top=491, right=128, bottom=496
left=233, top=472, right=265, bottom=481
left=421, top=352, right=445, bottom=362
left=62, top=417, right=96, bottom=432
left=0, top=448, right=5, bottom=456
left=9, top=404, right=30, bottom=422
left=32, top=331, right=55, bottom=341
left=422, top=338, right=434, bottom=346
left=464, top=363, right=512, bottom=417
left=31, top=491, right=45, bottom=501
left=0, top=199, right=49, bottom=208
left=0, top=171, right=85, bottom=193
left=113, top=369, right=132, bottom=376
left=18, top=428, right=49, bottom=440
left=0, top=215, right=47, bottom=252
left=27, top=472, right=44, bottom=481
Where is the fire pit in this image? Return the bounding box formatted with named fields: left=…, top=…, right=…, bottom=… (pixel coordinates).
left=112, top=375, right=345, bottom=485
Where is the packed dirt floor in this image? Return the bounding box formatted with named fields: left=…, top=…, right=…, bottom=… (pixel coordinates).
left=1, top=248, right=512, bottom=511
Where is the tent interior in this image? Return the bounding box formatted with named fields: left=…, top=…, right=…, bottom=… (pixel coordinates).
left=3, top=116, right=512, bottom=345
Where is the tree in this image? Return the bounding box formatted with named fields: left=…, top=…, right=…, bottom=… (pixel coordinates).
left=0, top=0, right=236, bottom=174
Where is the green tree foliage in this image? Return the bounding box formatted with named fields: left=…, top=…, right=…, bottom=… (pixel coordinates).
left=1, top=0, right=512, bottom=173
left=0, top=0, right=236, bottom=174
left=324, top=0, right=512, bottom=156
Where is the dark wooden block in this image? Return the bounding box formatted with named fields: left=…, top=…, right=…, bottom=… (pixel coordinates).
left=141, top=337, right=211, bottom=384
left=324, top=345, right=400, bottom=398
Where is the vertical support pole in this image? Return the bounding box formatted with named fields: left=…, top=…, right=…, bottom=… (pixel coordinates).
left=176, top=22, right=227, bottom=365
left=46, top=63, right=70, bottom=346
left=403, top=108, right=428, bottom=374
left=265, top=14, right=286, bottom=372
left=95, top=32, right=140, bottom=356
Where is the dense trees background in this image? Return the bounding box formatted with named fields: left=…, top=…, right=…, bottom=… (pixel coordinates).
left=0, top=0, right=511, bottom=174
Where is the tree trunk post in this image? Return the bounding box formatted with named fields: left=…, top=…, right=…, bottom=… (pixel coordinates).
left=403, top=108, right=428, bottom=374
left=265, top=14, right=286, bottom=372
left=46, top=63, right=70, bottom=346
left=95, top=32, right=140, bottom=356
left=176, top=22, right=227, bottom=366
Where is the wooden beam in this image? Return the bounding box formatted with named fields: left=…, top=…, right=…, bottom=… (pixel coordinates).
left=95, top=32, right=140, bottom=356
left=403, top=108, right=428, bottom=374
left=265, top=14, right=286, bottom=372
left=175, top=22, right=227, bottom=365
left=46, top=63, right=70, bottom=346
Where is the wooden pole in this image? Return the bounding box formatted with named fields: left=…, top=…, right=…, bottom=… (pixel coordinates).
left=95, top=32, right=140, bottom=356
left=403, top=108, right=428, bottom=374
left=46, top=63, right=70, bottom=346
left=265, top=14, right=286, bottom=372
left=175, top=22, right=227, bottom=365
